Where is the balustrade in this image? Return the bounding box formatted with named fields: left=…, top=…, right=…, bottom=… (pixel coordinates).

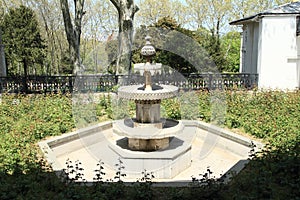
left=0, top=73, right=258, bottom=93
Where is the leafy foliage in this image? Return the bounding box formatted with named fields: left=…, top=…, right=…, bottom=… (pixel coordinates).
left=133, top=17, right=211, bottom=74
left=93, top=160, right=106, bottom=183
left=64, top=159, right=86, bottom=183
left=1, top=5, right=46, bottom=76
left=132, top=169, right=155, bottom=200
left=222, top=143, right=300, bottom=199
left=0, top=93, right=74, bottom=174
left=221, top=31, right=241, bottom=73
left=0, top=90, right=299, bottom=199
left=161, top=98, right=181, bottom=120
left=204, top=30, right=226, bottom=72
left=105, top=39, right=118, bottom=74
left=224, top=90, right=300, bottom=147
left=133, top=17, right=240, bottom=74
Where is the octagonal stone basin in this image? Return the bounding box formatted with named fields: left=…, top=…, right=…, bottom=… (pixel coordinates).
left=113, top=118, right=184, bottom=139
left=38, top=120, right=263, bottom=185
left=113, top=118, right=185, bottom=152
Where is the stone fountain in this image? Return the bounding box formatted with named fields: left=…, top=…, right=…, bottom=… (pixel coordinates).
left=110, top=36, right=192, bottom=177
left=114, top=36, right=182, bottom=151
left=38, top=35, right=263, bottom=183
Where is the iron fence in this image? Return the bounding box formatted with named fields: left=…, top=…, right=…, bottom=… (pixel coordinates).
left=0, top=73, right=258, bottom=94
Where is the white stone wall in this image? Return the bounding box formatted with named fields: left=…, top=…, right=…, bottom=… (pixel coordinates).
left=296, top=36, right=300, bottom=88
left=258, top=16, right=298, bottom=90
left=241, top=22, right=259, bottom=74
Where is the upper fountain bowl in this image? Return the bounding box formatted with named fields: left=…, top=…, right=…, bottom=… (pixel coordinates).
left=117, top=84, right=179, bottom=101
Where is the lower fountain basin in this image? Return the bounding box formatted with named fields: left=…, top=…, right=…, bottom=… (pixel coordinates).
left=110, top=136, right=192, bottom=178
left=113, top=118, right=184, bottom=139
left=113, top=118, right=185, bottom=151
left=38, top=120, right=263, bottom=182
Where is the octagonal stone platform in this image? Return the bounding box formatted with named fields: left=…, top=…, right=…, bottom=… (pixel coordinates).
left=39, top=120, right=263, bottom=184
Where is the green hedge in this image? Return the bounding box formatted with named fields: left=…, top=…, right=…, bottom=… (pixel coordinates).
left=0, top=94, right=75, bottom=174
left=0, top=91, right=299, bottom=199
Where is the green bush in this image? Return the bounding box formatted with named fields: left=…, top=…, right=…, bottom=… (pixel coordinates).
left=0, top=90, right=299, bottom=199
left=225, top=90, right=300, bottom=147
left=0, top=93, right=75, bottom=174
left=161, top=98, right=181, bottom=120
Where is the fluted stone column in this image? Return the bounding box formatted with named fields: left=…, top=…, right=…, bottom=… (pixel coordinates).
left=135, top=100, right=161, bottom=123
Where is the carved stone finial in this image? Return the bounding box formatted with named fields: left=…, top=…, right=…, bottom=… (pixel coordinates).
left=140, top=35, right=155, bottom=91
left=141, top=35, right=156, bottom=62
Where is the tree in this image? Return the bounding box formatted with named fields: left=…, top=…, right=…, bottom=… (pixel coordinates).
left=81, top=0, right=117, bottom=74
left=154, top=17, right=198, bottom=74
left=170, top=0, right=190, bottom=27
left=60, top=0, right=85, bottom=74
left=0, top=27, right=6, bottom=77
left=136, top=0, right=189, bottom=28
left=221, top=31, right=241, bottom=72
left=133, top=17, right=209, bottom=74
left=1, top=5, right=46, bottom=92
left=1, top=5, right=46, bottom=76
left=31, top=0, right=67, bottom=75
left=185, top=0, right=230, bottom=72
left=0, top=3, right=6, bottom=77
left=110, top=0, right=139, bottom=75
left=185, top=0, right=206, bottom=30
left=230, top=0, right=291, bottom=22
left=136, top=0, right=172, bottom=26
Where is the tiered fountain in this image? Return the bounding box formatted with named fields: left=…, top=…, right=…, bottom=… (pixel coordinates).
left=110, top=36, right=192, bottom=178
left=114, top=36, right=183, bottom=151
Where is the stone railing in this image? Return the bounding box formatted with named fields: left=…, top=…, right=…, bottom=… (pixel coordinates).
left=0, top=73, right=258, bottom=93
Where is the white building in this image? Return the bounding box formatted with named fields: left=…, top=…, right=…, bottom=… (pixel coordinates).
left=230, top=1, right=300, bottom=90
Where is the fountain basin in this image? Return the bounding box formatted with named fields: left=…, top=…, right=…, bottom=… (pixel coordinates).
left=117, top=84, right=178, bottom=100
left=113, top=118, right=185, bottom=151
left=109, top=136, right=191, bottom=178
left=38, top=120, right=263, bottom=182
left=113, top=118, right=184, bottom=139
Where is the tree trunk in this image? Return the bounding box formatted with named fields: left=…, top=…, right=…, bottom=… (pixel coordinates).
left=22, top=58, right=28, bottom=93
left=37, top=4, right=54, bottom=75
left=0, top=27, right=7, bottom=77
left=60, top=0, right=85, bottom=74
left=110, top=0, right=139, bottom=75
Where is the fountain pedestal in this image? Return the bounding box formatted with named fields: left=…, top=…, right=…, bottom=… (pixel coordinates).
left=131, top=99, right=166, bottom=151
left=128, top=137, right=169, bottom=151
left=135, top=100, right=161, bottom=126
left=130, top=98, right=169, bottom=151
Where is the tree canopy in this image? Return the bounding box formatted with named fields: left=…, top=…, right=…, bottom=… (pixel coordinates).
left=132, top=16, right=236, bottom=74
left=1, top=5, right=46, bottom=76
left=0, top=0, right=293, bottom=75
